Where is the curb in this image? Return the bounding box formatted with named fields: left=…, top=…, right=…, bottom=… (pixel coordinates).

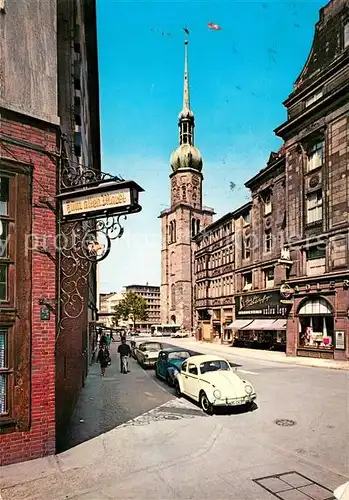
left=167, top=339, right=349, bottom=372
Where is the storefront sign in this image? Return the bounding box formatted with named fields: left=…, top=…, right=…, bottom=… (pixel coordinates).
left=335, top=331, right=345, bottom=350
left=236, top=291, right=290, bottom=317
left=62, top=187, right=131, bottom=217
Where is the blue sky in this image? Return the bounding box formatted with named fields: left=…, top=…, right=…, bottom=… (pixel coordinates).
left=97, top=0, right=325, bottom=293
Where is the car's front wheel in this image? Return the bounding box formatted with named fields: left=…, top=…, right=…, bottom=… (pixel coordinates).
left=200, top=391, right=214, bottom=415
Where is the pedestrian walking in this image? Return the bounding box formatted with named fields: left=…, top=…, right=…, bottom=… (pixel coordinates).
left=118, top=337, right=131, bottom=374
left=96, top=343, right=110, bottom=377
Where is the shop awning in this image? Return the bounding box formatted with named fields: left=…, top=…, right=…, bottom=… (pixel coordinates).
left=227, top=319, right=254, bottom=329
left=271, top=319, right=287, bottom=330
left=241, top=319, right=279, bottom=331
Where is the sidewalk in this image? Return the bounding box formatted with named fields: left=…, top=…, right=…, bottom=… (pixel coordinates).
left=1, top=396, right=347, bottom=499
left=167, top=337, right=349, bottom=371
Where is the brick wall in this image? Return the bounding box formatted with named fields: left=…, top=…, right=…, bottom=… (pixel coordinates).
left=0, top=110, right=57, bottom=465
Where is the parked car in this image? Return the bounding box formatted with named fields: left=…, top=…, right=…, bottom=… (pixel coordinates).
left=134, top=341, right=163, bottom=367
left=334, top=482, right=349, bottom=499
left=130, top=340, right=140, bottom=359
left=174, top=354, right=256, bottom=414
left=171, top=330, right=189, bottom=338
left=155, top=348, right=191, bottom=386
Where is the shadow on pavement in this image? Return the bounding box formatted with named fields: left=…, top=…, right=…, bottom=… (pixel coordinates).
left=56, top=342, right=175, bottom=453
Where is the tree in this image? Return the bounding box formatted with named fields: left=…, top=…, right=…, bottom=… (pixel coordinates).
left=113, top=291, right=148, bottom=330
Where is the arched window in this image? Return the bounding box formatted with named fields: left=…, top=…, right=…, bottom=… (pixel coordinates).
left=191, top=218, right=196, bottom=238
left=169, top=221, right=173, bottom=243
left=170, top=251, right=175, bottom=275
left=173, top=220, right=176, bottom=242
left=298, top=297, right=334, bottom=349
left=171, top=284, right=176, bottom=308
left=196, top=219, right=200, bottom=234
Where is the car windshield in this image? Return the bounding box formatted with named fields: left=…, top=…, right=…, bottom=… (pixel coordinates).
left=168, top=351, right=190, bottom=360
left=144, top=343, right=161, bottom=351
left=199, top=360, right=231, bottom=374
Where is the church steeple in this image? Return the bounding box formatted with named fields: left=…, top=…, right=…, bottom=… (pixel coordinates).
left=170, top=40, right=202, bottom=172
left=179, top=40, right=194, bottom=146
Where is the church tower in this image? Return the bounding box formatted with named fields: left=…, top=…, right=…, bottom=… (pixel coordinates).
left=159, top=40, right=215, bottom=330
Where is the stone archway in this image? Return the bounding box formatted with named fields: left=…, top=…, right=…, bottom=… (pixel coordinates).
left=170, top=315, right=176, bottom=324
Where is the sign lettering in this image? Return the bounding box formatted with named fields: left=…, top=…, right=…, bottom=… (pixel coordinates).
left=236, top=291, right=291, bottom=318
left=62, top=188, right=131, bottom=217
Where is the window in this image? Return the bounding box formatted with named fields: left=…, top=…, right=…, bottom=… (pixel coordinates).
left=188, top=364, right=198, bottom=375
left=306, top=190, right=323, bottom=224
left=264, top=268, right=274, bottom=289
left=171, top=284, right=176, bottom=308
left=344, top=22, right=349, bottom=48
left=243, top=272, right=252, bottom=291
left=243, top=236, right=250, bottom=259
left=0, top=177, right=9, bottom=302
left=0, top=330, right=9, bottom=414
left=306, top=246, right=326, bottom=260
left=305, top=91, right=323, bottom=108
left=306, top=245, right=326, bottom=276
left=264, top=192, right=272, bottom=215
left=265, top=229, right=272, bottom=253
left=242, top=211, right=250, bottom=225
left=181, top=361, right=188, bottom=372
left=307, top=141, right=323, bottom=171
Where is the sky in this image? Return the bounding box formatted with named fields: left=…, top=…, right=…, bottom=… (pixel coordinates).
left=97, top=0, right=325, bottom=293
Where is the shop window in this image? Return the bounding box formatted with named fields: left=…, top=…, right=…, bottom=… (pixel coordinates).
left=307, top=141, right=323, bottom=172
left=243, top=236, right=250, bottom=259
left=243, top=272, right=252, bottom=291
left=299, top=314, right=334, bottom=349
left=306, top=190, right=323, bottom=224
left=264, top=268, right=274, bottom=289
left=265, top=229, right=272, bottom=253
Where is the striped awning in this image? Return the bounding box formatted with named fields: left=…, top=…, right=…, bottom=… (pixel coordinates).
left=227, top=319, right=254, bottom=329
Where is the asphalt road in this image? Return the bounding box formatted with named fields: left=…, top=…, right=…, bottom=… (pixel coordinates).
left=4, top=336, right=348, bottom=499
left=59, top=336, right=348, bottom=482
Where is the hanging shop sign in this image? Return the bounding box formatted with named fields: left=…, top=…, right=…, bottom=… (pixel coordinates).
left=57, top=179, right=144, bottom=222
left=235, top=291, right=291, bottom=318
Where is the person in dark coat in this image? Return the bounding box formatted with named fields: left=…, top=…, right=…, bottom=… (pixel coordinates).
left=117, top=337, right=131, bottom=374
left=96, top=344, right=110, bottom=377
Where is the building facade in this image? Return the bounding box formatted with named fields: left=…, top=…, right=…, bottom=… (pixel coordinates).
left=0, top=0, right=100, bottom=466
left=159, top=40, right=214, bottom=331
left=125, top=284, right=160, bottom=330
left=99, top=292, right=125, bottom=328
left=274, top=0, right=349, bottom=361
left=193, top=0, right=349, bottom=362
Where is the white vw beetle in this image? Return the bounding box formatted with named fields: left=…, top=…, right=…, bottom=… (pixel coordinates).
left=174, top=355, right=256, bottom=413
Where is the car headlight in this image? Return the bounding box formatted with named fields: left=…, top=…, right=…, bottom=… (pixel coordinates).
left=245, top=384, right=253, bottom=395
left=144, top=354, right=148, bottom=358
left=213, top=389, right=221, bottom=399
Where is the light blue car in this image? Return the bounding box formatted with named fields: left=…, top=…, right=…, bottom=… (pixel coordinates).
left=155, top=348, right=191, bottom=386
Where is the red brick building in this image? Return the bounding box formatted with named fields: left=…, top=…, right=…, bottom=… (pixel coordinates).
left=193, top=0, right=349, bottom=362
left=0, top=0, right=100, bottom=465
left=275, top=0, right=349, bottom=361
